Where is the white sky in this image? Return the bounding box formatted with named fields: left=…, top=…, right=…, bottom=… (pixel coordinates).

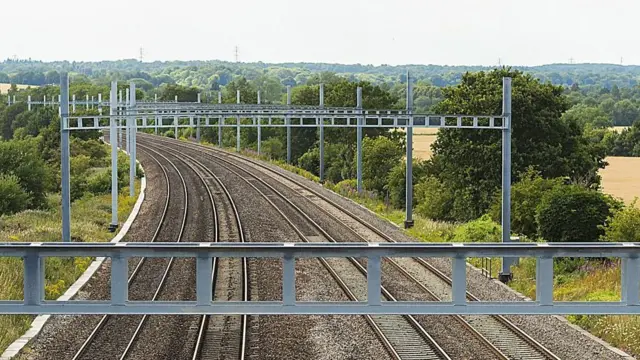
left=2, top=0, right=637, bottom=66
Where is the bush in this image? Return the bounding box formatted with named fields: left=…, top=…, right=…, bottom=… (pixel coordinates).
left=164, top=130, right=175, bottom=138
left=261, top=137, right=286, bottom=160
left=359, top=136, right=403, bottom=194
left=536, top=185, right=620, bottom=242
left=298, top=147, right=319, bottom=175
left=86, top=169, right=112, bottom=195
left=0, top=138, right=50, bottom=208
left=414, top=176, right=455, bottom=221
left=386, top=159, right=429, bottom=209
left=0, top=174, right=29, bottom=216
left=489, top=169, right=564, bottom=238
left=452, top=214, right=501, bottom=242
left=333, top=179, right=358, bottom=197
left=601, top=199, right=640, bottom=242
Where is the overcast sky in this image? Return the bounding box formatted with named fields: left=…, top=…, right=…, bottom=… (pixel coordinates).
left=2, top=0, right=637, bottom=66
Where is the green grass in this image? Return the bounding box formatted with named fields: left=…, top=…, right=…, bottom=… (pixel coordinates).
left=0, top=181, right=140, bottom=353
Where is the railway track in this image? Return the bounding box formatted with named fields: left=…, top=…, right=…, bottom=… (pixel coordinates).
left=72, top=147, right=189, bottom=360
left=142, top=134, right=561, bottom=360
left=142, top=137, right=451, bottom=360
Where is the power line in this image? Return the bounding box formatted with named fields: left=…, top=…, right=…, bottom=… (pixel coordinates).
left=234, top=46, right=239, bottom=63
left=139, top=47, right=144, bottom=63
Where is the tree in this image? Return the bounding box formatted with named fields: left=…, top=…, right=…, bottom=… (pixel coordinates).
left=612, top=99, right=639, bottom=126
left=489, top=169, right=564, bottom=238
left=427, top=69, right=605, bottom=221
left=359, top=137, right=403, bottom=194
left=536, top=185, right=619, bottom=242
left=0, top=138, right=51, bottom=208
left=159, top=84, right=199, bottom=102
left=0, top=174, right=29, bottom=216
left=602, top=200, right=640, bottom=242
left=561, top=104, right=612, bottom=129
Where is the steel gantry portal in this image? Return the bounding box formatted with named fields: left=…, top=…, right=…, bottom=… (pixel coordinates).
left=45, top=73, right=514, bottom=278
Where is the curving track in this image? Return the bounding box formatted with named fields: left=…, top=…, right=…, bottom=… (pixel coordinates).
left=140, top=133, right=561, bottom=360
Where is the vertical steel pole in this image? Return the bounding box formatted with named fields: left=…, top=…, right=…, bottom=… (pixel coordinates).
left=196, top=116, right=201, bottom=143
left=286, top=85, right=292, bottom=163
left=500, top=77, right=513, bottom=281
left=129, top=82, right=136, bottom=197
left=109, top=82, right=118, bottom=231
left=319, top=84, right=325, bottom=182
left=174, top=116, right=178, bottom=139
left=197, top=93, right=201, bottom=103
left=155, top=93, right=158, bottom=103
left=28, top=95, right=31, bottom=111
left=175, top=95, right=178, bottom=103
left=91, top=96, right=94, bottom=109
left=404, top=73, right=414, bottom=229
left=72, top=94, right=76, bottom=113
left=98, top=93, right=102, bottom=115
left=43, top=95, right=46, bottom=107
left=60, top=73, right=71, bottom=242
left=257, top=90, right=261, bottom=155
left=236, top=90, right=241, bottom=152
left=356, top=86, right=363, bottom=193
left=218, top=91, right=222, bottom=147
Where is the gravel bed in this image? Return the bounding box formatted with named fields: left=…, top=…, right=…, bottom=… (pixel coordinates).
left=155, top=137, right=392, bottom=360
left=17, top=148, right=172, bottom=360
left=209, top=146, right=632, bottom=360
left=202, top=148, right=499, bottom=360
left=122, top=142, right=216, bottom=360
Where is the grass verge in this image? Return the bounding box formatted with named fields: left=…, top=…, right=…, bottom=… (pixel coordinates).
left=0, top=180, right=141, bottom=353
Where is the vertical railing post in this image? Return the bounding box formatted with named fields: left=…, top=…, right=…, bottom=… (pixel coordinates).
left=236, top=90, right=241, bottom=152
left=622, top=256, right=640, bottom=305
left=536, top=256, right=554, bottom=305
left=111, top=253, right=128, bottom=305
left=356, top=86, right=363, bottom=193
left=27, top=95, right=31, bottom=111
left=367, top=256, right=381, bottom=305
left=404, top=72, right=414, bottom=228
left=98, top=93, right=102, bottom=115
left=452, top=256, right=467, bottom=305
left=23, top=252, right=44, bottom=306
left=196, top=255, right=213, bottom=306
left=257, top=90, right=262, bottom=155
left=196, top=116, right=201, bottom=143
left=283, top=254, right=296, bottom=305
left=109, top=81, right=119, bottom=231
left=319, top=84, right=325, bottom=182
left=60, top=73, right=71, bottom=242
left=129, top=82, right=136, bottom=198
left=286, top=85, right=292, bottom=163
left=197, top=93, right=201, bottom=103
left=72, top=94, right=76, bottom=113
left=174, top=116, right=178, bottom=139
left=500, top=77, right=513, bottom=282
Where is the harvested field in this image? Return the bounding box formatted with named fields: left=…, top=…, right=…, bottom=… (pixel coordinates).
left=0, top=83, right=37, bottom=94
left=412, top=128, right=438, bottom=160
left=600, top=156, right=640, bottom=203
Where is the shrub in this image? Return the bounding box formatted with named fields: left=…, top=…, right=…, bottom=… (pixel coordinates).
left=261, top=137, right=286, bottom=160
left=333, top=179, right=358, bottom=197
left=298, top=147, right=319, bottom=175
left=359, top=136, right=403, bottom=194
left=0, top=174, right=29, bottom=216
left=452, top=214, right=501, bottom=242
left=489, top=169, right=564, bottom=238
left=414, top=176, right=455, bottom=221
left=602, top=199, right=640, bottom=242
left=536, top=185, right=620, bottom=242
left=386, top=159, right=429, bottom=209
left=164, top=130, right=175, bottom=138
left=86, top=169, right=112, bottom=195
left=0, top=138, right=50, bottom=208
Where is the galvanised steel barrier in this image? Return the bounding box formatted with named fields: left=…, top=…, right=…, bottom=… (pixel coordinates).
left=2, top=242, right=638, bottom=315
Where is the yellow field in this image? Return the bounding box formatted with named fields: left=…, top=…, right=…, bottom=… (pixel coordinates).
left=412, top=128, right=438, bottom=160
left=612, top=126, right=629, bottom=133
left=0, top=84, right=37, bottom=94
left=600, top=157, right=640, bottom=203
